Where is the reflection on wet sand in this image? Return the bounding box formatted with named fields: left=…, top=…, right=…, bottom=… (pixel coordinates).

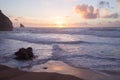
left=22, top=60, right=114, bottom=80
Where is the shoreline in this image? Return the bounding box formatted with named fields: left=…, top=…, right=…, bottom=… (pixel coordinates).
left=1, top=60, right=120, bottom=80
left=0, top=64, right=82, bottom=80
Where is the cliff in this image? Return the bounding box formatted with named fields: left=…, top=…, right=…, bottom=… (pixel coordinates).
left=0, top=10, right=13, bottom=31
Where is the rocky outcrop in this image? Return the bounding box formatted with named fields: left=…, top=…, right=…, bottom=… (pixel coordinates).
left=20, top=23, right=25, bottom=28
left=0, top=10, right=13, bottom=31
left=14, top=47, right=35, bottom=60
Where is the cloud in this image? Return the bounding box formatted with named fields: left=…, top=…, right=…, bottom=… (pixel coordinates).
left=74, top=4, right=119, bottom=19
left=101, top=8, right=119, bottom=18
left=98, top=20, right=120, bottom=27
left=9, top=16, right=48, bottom=27
left=99, top=1, right=109, bottom=8
left=118, top=0, right=120, bottom=6
left=14, top=18, right=18, bottom=21
left=75, top=4, right=99, bottom=19
left=65, top=0, right=77, bottom=1
left=102, top=13, right=119, bottom=18
left=70, top=20, right=120, bottom=27
left=103, top=8, right=109, bottom=16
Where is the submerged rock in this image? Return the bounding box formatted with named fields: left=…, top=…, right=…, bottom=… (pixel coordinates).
left=0, top=10, right=13, bottom=31
left=14, top=47, right=34, bottom=60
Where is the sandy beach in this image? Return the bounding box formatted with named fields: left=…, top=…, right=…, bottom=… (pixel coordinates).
left=0, top=64, right=82, bottom=80
left=0, top=60, right=120, bottom=80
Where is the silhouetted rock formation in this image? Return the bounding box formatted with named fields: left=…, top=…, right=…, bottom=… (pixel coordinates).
left=14, top=47, right=34, bottom=60
left=0, top=10, right=13, bottom=31
left=20, top=23, right=24, bottom=28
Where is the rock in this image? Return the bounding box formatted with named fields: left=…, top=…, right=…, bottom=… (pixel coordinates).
left=20, top=23, right=25, bottom=28
left=43, top=67, right=48, bottom=70
left=14, top=47, right=34, bottom=60
left=26, top=47, right=34, bottom=58
left=0, top=10, right=13, bottom=31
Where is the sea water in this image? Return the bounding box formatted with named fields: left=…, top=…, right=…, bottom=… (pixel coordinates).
left=0, top=27, right=120, bottom=71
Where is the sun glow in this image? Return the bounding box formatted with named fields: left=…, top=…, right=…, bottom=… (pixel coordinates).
left=55, top=21, right=65, bottom=28
left=51, top=16, right=66, bottom=28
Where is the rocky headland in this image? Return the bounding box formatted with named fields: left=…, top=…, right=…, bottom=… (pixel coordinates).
left=0, top=10, right=13, bottom=31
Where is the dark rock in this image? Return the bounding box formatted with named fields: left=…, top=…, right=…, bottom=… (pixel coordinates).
left=20, top=23, right=24, bottom=28
left=0, top=10, right=13, bottom=31
left=14, top=47, right=34, bottom=60
left=26, top=47, right=34, bottom=58
left=43, top=67, right=48, bottom=70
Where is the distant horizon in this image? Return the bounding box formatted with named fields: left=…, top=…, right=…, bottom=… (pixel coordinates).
left=0, top=0, right=120, bottom=28
left=14, top=25, right=120, bottom=29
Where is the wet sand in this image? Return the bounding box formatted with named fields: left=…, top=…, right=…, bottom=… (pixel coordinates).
left=0, top=60, right=119, bottom=80
left=0, top=64, right=82, bottom=80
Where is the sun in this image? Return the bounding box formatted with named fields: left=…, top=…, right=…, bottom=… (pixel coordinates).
left=52, top=16, right=66, bottom=28
left=55, top=21, right=64, bottom=28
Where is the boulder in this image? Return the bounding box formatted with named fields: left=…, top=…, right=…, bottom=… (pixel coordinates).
left=0, top=10, right=13, bottom=31
left=14, top=47, right=34, bottom=60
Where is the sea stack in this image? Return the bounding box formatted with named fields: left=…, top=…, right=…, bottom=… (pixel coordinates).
left=20, top=23, right=24, bottom=28
left=0, top=10, right=13, bottom=31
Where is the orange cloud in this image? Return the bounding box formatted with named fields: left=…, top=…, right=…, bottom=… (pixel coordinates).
left=74, top=4, right=119, bottom=19
left=75, top=4, right=99, bottom=19
left=118, top=0, right=120, bottom=6
left=101, top=8, right=119, bottom=18
left=103, top=8, right=109, bottom=16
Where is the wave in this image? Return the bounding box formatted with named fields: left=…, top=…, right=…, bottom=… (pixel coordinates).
left=51, top=45, right=120, bottom=62
left=57, top=54, right=120, bottom=62
left=2, top=36, right=120, bottom=46
left=13, top=28, right=120, bottom=38
left=91, top=65, right=120, bottom=71
left=1, top=30, right=120, bottom=45
left=89, top=27, right=120, bottom=31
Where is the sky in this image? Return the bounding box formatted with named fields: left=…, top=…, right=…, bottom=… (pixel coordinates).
left=0, top=0, right=120, bottom=28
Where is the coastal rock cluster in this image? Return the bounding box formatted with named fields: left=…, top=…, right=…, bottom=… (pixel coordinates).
left=0, top=10, right=13, bottom=31
left=14, top=47, right=34, bottom=60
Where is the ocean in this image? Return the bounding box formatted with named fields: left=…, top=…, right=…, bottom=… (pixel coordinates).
left=0, top=27, right=120, bottom=71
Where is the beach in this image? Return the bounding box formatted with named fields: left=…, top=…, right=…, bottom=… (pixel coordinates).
left=0, top=64, right=81, bottom=80
left=0, top=0, right=120, bottom=79
left=0, top=27, right=120, bottom=80
left=0, top=61, right=120, bottom=80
